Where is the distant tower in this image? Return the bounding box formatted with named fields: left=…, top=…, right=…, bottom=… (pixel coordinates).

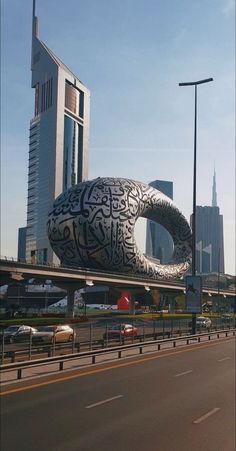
left=17, top=227, right=27, bottom=260
left=212, top=167, right=217, bottom=207
left=191, top=169, right=225, bottom=274
left=145, top=180, right=174, bottom=264
left=24, top=1, right=90, bottom=264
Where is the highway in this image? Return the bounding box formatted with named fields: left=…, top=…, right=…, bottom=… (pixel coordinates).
left=1, top=338, right=235, bottom=451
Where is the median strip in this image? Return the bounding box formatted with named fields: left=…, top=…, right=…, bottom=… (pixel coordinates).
left=86, top=395, right=123, bottom=409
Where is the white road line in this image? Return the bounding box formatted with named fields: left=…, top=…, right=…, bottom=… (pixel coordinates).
left=86, top=395, right=124, bottom=409
left=193, top=408, right=220, bottom=424
left=174, top=370, right=193, bottom=377
left=218, top=357, right=230, bottom=362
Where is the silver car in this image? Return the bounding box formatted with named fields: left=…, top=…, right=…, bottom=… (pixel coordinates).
left=0, top=325, right=38, bottom=343
left=32, top=325, right=75, bottom=344
left=196, top=316, right=212, bottom=330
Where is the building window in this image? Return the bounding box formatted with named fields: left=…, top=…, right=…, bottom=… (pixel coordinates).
left=35, top=248, right=47, bottom=264
left=65, top=80, right=84, bottom=118
left=63, top=115, right=84, bottom=191
left=41, top=78, right=53, bottom=112
left=34, top=83, right=40, bottom=116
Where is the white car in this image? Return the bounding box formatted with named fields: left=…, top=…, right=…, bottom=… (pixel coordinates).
left=196, top=316, right=212, bottom=329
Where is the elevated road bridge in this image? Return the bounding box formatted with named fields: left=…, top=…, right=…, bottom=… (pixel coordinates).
left=0, top=258, right=235, bottom=315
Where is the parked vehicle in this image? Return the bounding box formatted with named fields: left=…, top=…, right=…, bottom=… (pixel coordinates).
left=32, top=325, right=74, bottom=344
left=103, top=324, right=138, bottom=341
left=0, top=325, right=38, bottom=343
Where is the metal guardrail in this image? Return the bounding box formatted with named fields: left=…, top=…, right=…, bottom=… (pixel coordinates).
left=0, top=329, right=235, bottom=381
left=1, top=332, right=172, bottom=364
left=1, top=321, right=235, bottom=365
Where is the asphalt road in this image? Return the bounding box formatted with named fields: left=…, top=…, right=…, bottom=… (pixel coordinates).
left=1, top=338, right=235, bottom=451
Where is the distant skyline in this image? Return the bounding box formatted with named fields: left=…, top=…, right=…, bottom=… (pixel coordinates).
left=1, top=0, right=235, bottom=275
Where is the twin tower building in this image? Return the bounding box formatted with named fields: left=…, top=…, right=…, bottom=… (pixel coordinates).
left=18, top=1, right=224, bottom=275
left=22, top=1, right=90, bottom=265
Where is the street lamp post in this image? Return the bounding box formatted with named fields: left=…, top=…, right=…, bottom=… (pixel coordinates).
left=179, top=77, right=213, bottom=334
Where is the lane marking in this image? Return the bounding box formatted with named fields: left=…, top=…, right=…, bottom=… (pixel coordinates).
left=0, top=337, right=233, bottom=396
left=86, top=395, right=123, bottom=409
left=174, top=370, right=193, bottom=377
left=218, top=357, right=230, bottom=362
left=193, top=407, right=220, bottom=424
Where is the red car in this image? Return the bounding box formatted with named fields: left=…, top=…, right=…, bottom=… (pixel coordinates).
left=103, top=324, right=138, bottom=341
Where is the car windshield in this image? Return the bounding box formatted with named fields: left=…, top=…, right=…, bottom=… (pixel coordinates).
left=110, top=325, right=124, bottom=330
left=110, top=324, right=132, bottom=330
left=5, top=326, right=20, bottom=332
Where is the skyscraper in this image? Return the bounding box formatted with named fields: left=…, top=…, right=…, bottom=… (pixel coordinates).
left=145, top=180, right=174, bottom=264
left=25, top=1, right=90, bottom=264
left=212, top=167, right=217, bottom=207
left=17, top=227, right=27, bottom=260
left=192, top=170, right=225, bottom=274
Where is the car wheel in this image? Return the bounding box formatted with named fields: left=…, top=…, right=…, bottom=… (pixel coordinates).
left=9, top=337, right=14, bottom=344
left=68, top=334, right=73, bottom=342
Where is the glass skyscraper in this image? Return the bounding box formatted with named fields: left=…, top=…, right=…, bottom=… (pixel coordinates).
left=25, top=1, right=90, bottom=264
left=191, top=170, right=225, bottom=274
left=145, top=180, right=174, bottom=264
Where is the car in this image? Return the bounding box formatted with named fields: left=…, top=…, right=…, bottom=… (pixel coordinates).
left=103, top=324, right=138, bottom=341
left=221, top=314, right=233, bottom=323
left=32, top=325, right=75, bottom=344
left=0, top=325, right=38, bottom=343
left=196, top=316, right=212, bottom=330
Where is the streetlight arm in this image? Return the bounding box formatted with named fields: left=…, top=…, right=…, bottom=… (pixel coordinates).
left=179, top=78, right=213, bottom=86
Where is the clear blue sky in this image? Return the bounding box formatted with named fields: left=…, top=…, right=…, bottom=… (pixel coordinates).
left=1, top=0, right=235, bottom=274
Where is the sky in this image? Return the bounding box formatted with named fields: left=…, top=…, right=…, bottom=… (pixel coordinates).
left=1, top=0, right=235, bottom=275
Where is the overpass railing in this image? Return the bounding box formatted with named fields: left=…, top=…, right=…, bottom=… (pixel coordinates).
left=1, top=256, right=235, bottom=292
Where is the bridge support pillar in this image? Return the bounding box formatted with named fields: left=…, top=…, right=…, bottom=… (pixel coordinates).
left=168, top=293, right=177, bottom=313
left=66, top=288, right=75, bottom=318
left=129, top=299, right=136, bottom=315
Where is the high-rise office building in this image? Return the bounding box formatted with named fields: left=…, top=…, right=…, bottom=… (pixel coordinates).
left=145, top=180, right=174, bottom=264
left=212, top=167, right=217, bottom=207
left=24, top=1, right=90, bottom=264
left=17, top=227, right=27, bottom=260
left=191, top=170, right=225, bottom=274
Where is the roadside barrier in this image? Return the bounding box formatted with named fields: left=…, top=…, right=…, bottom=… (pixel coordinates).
left=1, top=321, right=235, bottom=365
left=0, top=329, right=235, bottom=381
